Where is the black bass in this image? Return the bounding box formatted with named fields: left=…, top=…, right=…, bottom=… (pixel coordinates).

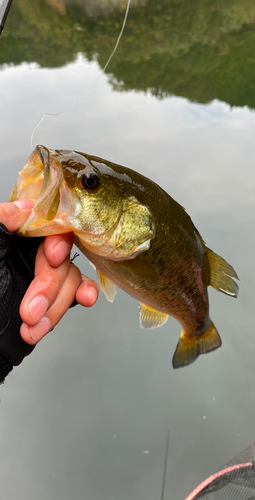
left=10, top=145, right=239, bottom=368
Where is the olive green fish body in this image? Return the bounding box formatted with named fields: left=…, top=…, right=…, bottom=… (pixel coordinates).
left=10, top=146, right=239, bottom=368
left=77, top=195, right=210, bottom=333
left=73, top=157, right=211, bottom=337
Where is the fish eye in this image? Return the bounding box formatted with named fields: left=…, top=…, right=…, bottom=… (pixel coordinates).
left=81, top=173, right=100, bottom=191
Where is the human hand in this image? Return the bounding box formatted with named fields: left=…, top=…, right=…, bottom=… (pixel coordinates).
left=1, top=199, right=99, bottom=345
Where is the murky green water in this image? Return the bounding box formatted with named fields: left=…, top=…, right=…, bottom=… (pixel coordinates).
left=0, top=1, right=255, bottom=499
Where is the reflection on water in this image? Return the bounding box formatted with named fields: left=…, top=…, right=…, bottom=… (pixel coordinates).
left=2, top=0, right=255, bottom=107
left=0, top=1, right=255, bottom=500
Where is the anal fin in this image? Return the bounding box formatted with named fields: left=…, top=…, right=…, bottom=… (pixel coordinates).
left=139, top=303, right=168, bottom=329
left=172, top=321, right=221, bottom=369
left=207, top=247, right=239, bottom=297
left=97, top=270, right=117, bottom=303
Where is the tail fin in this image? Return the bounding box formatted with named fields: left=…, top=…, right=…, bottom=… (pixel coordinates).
left=172, top=321, right=221, bottom=369
left=207, top=248, right=239, bottom=298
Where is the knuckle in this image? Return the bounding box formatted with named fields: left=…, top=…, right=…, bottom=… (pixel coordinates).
left=37, top=270, right=61, bottom=293
left=48, top=273, right=61, bottom=291
left=69, top=263, right=82, bottom=283
left=0, top=203, right=17, bottom=221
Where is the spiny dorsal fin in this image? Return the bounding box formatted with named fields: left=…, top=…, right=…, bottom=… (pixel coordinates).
left=207, top=248, right=239, bottom=298
left=172, top=321, right=222, bottom=369
left=139, top=303, right=168, bottom=329
left=96, top=270, right=117, bottom=303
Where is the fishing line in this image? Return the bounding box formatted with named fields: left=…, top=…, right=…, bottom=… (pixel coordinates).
left=30, top=0, right=131, bottom=148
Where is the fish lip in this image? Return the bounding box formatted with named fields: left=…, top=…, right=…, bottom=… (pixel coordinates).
left=36, top=145, right=50, bottom=166
left=17, top=145, right=66, bottom=236
left=36, top=145, right=52, bottom=194
left=34, top=145, right=62, bottom=203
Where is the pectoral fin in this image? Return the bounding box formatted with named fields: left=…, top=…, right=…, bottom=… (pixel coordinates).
left=97, top=270, right=117, bottom=303
left=207, top=248, right=239, bottom=297
left=139, top=303, right=168, bottom=329
left=172, top=321, right=221, bottom=369
left=120, top=258, right=162, bottom=286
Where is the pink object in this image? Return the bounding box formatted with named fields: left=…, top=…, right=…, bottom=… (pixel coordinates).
left=185, top=462, right=253, bottom=500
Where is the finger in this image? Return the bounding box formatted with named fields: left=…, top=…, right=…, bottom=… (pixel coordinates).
left=0, top=199, right=35, bottom=233
left=20, top=264, right=82, bottom=344
left=76, top=275, right=99, bottom=307
left=44, top=233, right=74, bottom=268
left=19, top=241, right=80, bottom=327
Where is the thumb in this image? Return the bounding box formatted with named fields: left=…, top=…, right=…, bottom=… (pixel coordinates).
left=0, top=199, right=35, bottom=233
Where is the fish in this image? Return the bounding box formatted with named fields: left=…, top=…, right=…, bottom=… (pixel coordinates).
left=10, top=145, right=239, bottom=368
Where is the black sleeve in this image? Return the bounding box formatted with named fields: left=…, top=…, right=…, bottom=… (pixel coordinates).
left=0, top=223, right=43, bottom=383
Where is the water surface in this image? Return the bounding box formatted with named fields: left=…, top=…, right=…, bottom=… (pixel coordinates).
left=0, top=1, right=255, bottom=499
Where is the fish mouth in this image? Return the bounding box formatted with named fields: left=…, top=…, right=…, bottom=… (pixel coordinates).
left=10, top=146, right=45, bottom=203
left=13, top=145, right=74, bottom=237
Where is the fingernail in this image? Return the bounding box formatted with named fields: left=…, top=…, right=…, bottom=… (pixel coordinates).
left=87, top=287, right=98, bottom=303
left=81, top=286, right=98, bottom=307
left=54, top=241, right=70, bottom=265
left=29, top=317, right=51, bottom=344
left=81, top=276, right=98, bottom=304
left=28, top=295, right=48, bottom=323
left=13, top=199, right=35, bottom=210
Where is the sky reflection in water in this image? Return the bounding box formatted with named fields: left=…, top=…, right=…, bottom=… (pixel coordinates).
left=0, top=3, right=255, bottom=499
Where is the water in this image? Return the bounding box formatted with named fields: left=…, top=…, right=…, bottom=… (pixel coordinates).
left=0, top=1, right=255, bottom=499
